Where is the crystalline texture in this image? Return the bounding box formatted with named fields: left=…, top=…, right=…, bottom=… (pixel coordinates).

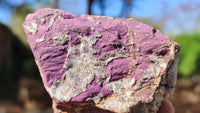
left=23, top=8, right=180, bottom=113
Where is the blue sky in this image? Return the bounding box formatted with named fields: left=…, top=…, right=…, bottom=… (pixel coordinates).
left=58, top=0, right=88, bottom=16
left=0, top=0, right=200, bottom=35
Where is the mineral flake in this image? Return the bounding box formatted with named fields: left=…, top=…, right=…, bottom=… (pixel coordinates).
left=23, top=8, right=180, bottom=113
left=53, top=33, right=71, bottom=45
left=24, top=20, right=38, bottom=35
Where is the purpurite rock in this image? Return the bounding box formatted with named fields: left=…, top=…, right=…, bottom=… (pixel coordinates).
left=23, top=8, right=180, bottom=113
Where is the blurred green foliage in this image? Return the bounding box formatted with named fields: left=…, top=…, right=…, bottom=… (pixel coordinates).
left=10, top=4, right=33, bottom=47
left=172, top=33, right=200, bottom=77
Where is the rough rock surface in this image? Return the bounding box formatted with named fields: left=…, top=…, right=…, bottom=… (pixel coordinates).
left=23, top=8, right=180, bottom=113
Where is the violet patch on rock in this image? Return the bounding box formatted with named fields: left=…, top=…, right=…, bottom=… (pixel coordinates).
left=23, top=8, right=180, bottom=113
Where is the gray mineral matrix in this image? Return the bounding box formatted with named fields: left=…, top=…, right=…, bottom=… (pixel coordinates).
left=23, top=8, right=180, bottom=113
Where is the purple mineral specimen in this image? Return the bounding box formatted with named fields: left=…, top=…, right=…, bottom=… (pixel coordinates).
left=23, top=8, right=179, bottom=113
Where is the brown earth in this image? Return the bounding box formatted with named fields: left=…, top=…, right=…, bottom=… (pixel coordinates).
left=169, top=78, right=200, bottom=113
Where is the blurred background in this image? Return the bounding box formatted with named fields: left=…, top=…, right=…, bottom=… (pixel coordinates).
left=0, top=0, right=200, bottom=113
